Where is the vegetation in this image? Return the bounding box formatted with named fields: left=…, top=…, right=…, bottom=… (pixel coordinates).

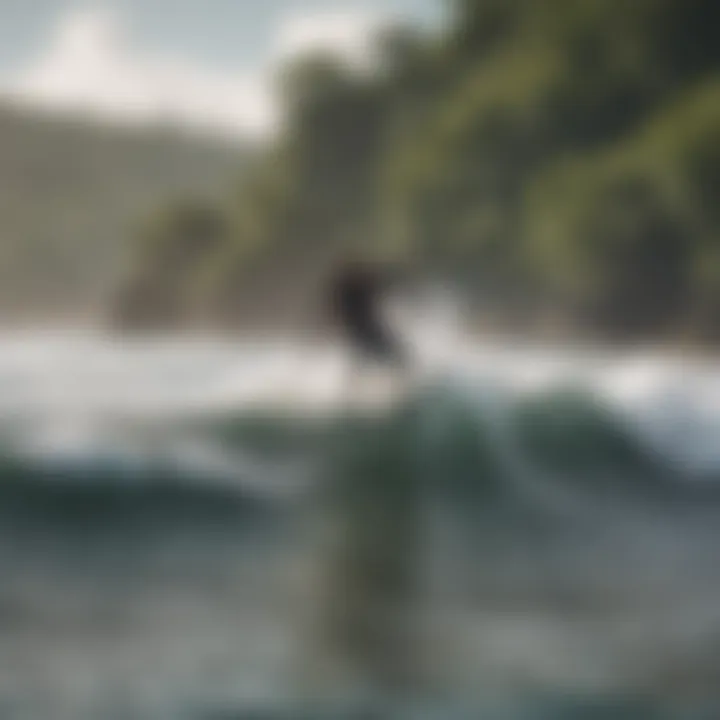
left=114, top=0, right=720, bottom=341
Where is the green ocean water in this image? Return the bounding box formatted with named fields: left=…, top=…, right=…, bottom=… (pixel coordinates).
left=0, top=335, right=719, bottom=718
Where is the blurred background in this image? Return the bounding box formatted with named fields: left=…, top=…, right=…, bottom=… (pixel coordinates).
left=0, top=0, right=719, bottom=717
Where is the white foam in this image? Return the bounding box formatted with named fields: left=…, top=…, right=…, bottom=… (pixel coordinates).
left=0, top=330, right=719, bottom=476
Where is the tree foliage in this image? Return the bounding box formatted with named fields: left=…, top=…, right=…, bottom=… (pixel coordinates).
left=118, top=0, right=720, bottom=341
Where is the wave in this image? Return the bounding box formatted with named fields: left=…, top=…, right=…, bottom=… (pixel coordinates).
left=0, top=377, right=718, bottom=715
left=317, top=381, right=708, bottom=506
left=0, top=451, right=279, bottom=534
left=0, top=377, right=718, bottom=533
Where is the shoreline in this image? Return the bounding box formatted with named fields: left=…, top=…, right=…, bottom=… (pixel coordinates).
left=0, top=321, right=719, bottom=367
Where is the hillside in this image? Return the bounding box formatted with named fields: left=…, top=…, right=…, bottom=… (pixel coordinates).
left=115, top=0, right=720, bottom=343
left=0, top=104, right=248, bottom=323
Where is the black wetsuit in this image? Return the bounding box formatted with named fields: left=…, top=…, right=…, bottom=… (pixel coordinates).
left=330, top=263, right=405, bottom=365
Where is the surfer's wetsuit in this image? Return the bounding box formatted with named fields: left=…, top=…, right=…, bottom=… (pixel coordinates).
left=329, top=262, right=406, bottom=366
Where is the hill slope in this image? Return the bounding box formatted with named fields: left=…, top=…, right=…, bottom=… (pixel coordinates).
left=114, top=0, right=720, bottom=343
left=0, top=105, right=248, bottom=323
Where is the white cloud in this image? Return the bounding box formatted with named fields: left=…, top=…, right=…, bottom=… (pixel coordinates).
left=0, top=5, right=391, bottom=142
left=1, top=8, right=275, bottom=139
left=272, top=8, right=390, bottom=70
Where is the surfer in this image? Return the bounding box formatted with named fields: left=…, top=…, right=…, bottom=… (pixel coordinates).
left=328, top=258, right=408, bottom=369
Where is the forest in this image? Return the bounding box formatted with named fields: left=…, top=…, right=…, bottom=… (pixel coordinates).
left=108, top=0, right=720, bottom=342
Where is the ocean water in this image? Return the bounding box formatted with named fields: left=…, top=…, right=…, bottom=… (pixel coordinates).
left=0, top=331, right=720, bottom=718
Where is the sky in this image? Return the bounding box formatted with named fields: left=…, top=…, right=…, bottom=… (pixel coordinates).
left=0, top=0, right=443, bottom=140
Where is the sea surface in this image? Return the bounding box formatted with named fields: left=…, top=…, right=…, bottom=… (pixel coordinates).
left=0, top=330, right=720, bottom=718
